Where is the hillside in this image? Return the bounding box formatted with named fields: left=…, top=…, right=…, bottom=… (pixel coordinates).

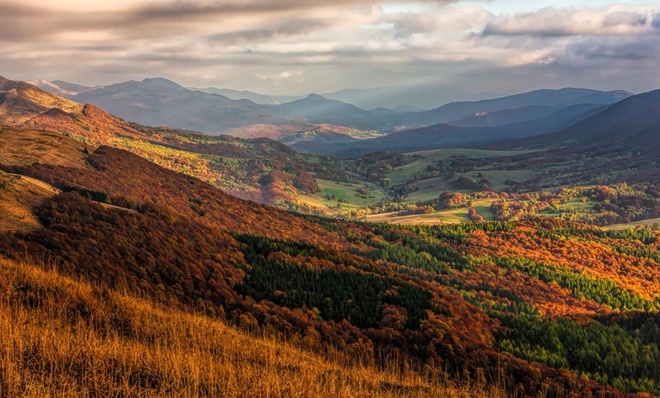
left=0, top=255, right=493, bottom=397
left=0, top=77, right=328, bottom=204
left=0, top=171, right=59, bottom=233
left=447, top=104, right=592, bottom=128
left=1, top=124, right=659, bottom=395
left=0, top=76, right=83, bottom=125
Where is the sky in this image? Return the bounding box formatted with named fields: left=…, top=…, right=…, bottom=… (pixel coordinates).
left=1, top=0, right=659, bottom=107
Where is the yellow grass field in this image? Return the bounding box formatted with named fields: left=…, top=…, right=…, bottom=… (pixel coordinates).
left=0, top=256, right=499, bottom=397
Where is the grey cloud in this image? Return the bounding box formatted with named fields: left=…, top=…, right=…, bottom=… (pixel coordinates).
left=601, top=11, right=648, bottom=28
left=70, top=44, right=128, bottom=53
left=130, top=0, right=452, bottom=20
left=0, top=4, right=59, bottom=41
left=653, top=14, right=660, bottom=30
left=388, top=12, right=436, bottom=37
left=482, top=24, right=568, bottom=38
left=207, top=18, right=332, bottom=44
left=0, top=8, right=124, bottom=43
left=568, top=37, right=660, bottom=61
left=482, top=8, right=657, bottom=38
left=481, top=8, right=574, bottom=38
left=0, top=0, right=384, bottom=43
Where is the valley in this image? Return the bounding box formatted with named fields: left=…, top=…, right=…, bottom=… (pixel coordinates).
left=0, top=75, right=658, bottom=397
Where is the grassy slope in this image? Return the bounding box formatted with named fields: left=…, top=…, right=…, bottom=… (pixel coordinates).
left=367, top=199, right=495, bottom=225
left=298, top=179, right=386, bottom=212
left=0, top=127, right=90, bottom=168
left=0, top=171, right=59, bottom=232
left=0, top=255, right=494, bottom=398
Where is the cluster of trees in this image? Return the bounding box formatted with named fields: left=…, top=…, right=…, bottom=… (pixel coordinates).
left=498, top=314, right=660, bottom=394
left=235, top=234, right=434, bottom=329
left=432, top=184, right=658, bottom=226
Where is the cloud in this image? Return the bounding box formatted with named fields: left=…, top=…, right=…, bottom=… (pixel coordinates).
left=483, top=6, right=658, bottom=37
left=568, top=36, right=660, bottom=61
left=387, top=5, right=490, bottom=37
left=1, top=0, right=659, bottom=102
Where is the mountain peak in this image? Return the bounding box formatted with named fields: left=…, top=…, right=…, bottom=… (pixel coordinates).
left=305, top=93, right=327, bottom=101
left=140, top=77, right=186, bottom=90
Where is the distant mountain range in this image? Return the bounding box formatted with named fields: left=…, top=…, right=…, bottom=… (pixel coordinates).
left=489, top=89, right=660, bottom=184
left=380, top=88, right=630, bottom=128
left=190, top=86, right=281, bottom=105
left=69, top=78, right=314, bottom=136
left=289, top=88, right=659, bottom=190
left=499, top=89, right=660, bottom=150
left=293, top=102, right=610, bottom=155
left=31, top=78, right=632, bottom=146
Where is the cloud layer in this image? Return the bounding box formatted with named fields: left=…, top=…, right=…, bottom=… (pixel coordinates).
left=1, top=0, right=659, bottom=106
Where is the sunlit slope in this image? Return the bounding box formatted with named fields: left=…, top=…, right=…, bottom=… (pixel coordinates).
left=0, top=255, right=494, bottom=397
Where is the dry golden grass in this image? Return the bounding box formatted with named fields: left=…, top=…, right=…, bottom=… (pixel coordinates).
left=0, top=171, right=59, bottom=232
left=0, top=256, right=499, bottom=398
left=0, top=126, right=90, bottom=168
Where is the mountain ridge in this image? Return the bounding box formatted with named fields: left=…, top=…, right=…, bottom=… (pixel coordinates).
left=30, top=77, right=633, bottom=140
left=70, top=77, right=311, bottom=136
left=493, top=88, right=660, bottom=150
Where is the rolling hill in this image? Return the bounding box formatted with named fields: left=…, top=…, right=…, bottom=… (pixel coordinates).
left=2, top=104, right=660, bottom=396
